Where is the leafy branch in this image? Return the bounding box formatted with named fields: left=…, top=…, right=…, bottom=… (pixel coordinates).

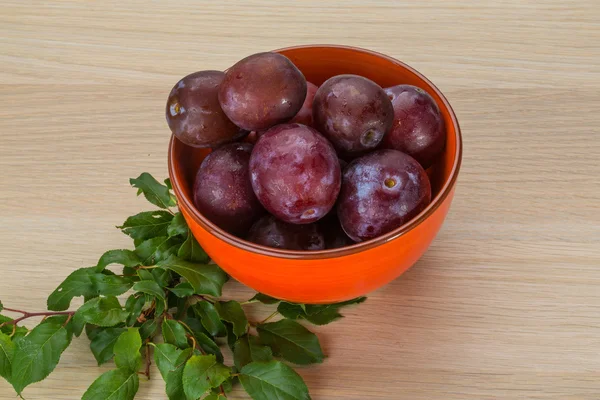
left=0, top=173, right=365, bottom=399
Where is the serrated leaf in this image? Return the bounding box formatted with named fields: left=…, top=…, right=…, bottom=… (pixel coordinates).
left=114, top=328, right=142, bottom=373
left=234, top=335, right=273, bottom=370
left=152, top=267, right=171, bottom=287
left=118, top=210, right=174, bottom=242
left=96, top=250, right=141, bottom=273
left=132, top=280, right=166, bottom=309
left=178, top=231, right=209, bottom=263
left=277, top=302, right=305, bottom=320
left=137, top=269, right=154, bottom=281
left=302, top=297, right=366, bottom=325
left=90, top=327, right=127, bottom=365
left=183, top=355, right=230, bottom=400
left=11, top=322, right=72, bottom=394
left=139, top=319, right=158, bottom=341
left=0, top=332, right=15, bottom=383
left=159, top=256, right=227, bottom=297
left=240, top=361, right=310, bottom=400
left=125, top=295, right=146, bottom=326
left=81, top=368, right=139, bottom=400
left=257, top=319, right=324, bottom=365
left=181, top=317, right=223, bottom=363
left=74, top=296, right=129, bottom=332
left=135, top=236, right=182, bottom=266
left=214, top=301, right=248, bottom=338
left=47, top=267, right=133, bottom=311
left=204, top=394, right=221, bottom=400
left=168, top=213, right=188, bottom=237
left=165, top=361, right=185, bottom=400
left=130, top=172, right=177, bottom=209
left=193, top=302, right=226, bottom=337
left=152, top=343, right=183, bottom=381
left=250, top=293, right=280, bottom=305
left=162, top=320, right=188, bottom=349
left=168, top=282, right=195, bottom=298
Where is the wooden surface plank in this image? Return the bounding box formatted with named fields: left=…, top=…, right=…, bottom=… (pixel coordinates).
left=1, top=1, right=599, bottom=399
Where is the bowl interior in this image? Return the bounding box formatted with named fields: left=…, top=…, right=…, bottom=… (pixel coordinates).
left=170, top=45, right=460, bottom=257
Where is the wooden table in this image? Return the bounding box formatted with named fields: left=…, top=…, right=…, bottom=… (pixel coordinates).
left=1, top=1, right=599, bottom=399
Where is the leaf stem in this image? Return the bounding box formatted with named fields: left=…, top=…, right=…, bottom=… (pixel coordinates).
left=193, top=294, right=215, bottom=304
left=240, top=299, right=259, bottom=306
left=258, top=310, right=279, bottom=325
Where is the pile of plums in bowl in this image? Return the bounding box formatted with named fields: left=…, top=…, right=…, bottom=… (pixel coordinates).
left=167, top=45, right=461, bottom=303
left=167, top=52, right=445, bottom=250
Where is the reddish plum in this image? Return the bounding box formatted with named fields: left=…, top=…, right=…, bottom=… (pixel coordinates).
left=249, top=123, right=341, bottom=224
left=383, top=85, right=445, bottom=169
left=290, top=81, right=319, bottom=127
left=337, top=149, right=431, bottom=242
left=193, top=143, right=264, bottom=235
left=247, top=215, right=324, bottom=250
left=313, top=74, right=393, bottom=155
left=166, top=70, right=244, bottom=148
left=219, top=52, right=307, bottom=131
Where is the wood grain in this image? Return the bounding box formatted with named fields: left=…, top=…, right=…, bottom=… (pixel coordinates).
left=1, top=1, right=599, bottom=399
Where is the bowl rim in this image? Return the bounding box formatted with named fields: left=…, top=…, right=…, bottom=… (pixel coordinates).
left=168, top=44, right=463, bottom=260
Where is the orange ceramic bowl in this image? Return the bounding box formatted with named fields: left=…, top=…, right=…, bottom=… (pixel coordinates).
left=168, top=45, right=462, bottom=304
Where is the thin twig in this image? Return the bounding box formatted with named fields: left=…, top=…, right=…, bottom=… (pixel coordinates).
left=144, top=342, right=152, bottom=379
left=0, top=311, right=74, bottom=328
left=258, top=310, right=279, bottom=325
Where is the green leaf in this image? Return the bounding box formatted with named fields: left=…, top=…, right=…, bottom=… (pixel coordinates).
left=0, top=332, right=15, bottom=383
left=181, top=317, right=223, bottom=363
left=139, top=319, right=158, bottom=341
left=130, top=172, right=177, bottom=209
left=0, top=300, right=3, bottom=313
left=224, top=322, right=237, bottom=351
left=277, top=302, right=305, bottom=320
left=81, top=368, right=139, bottom=400
left=193, top=302, right=226, bottom=337
left=152, top=267, right=171, bottom=287
left=96, top=250, right=141, bottom=273
left=90, top=327, right=127, bottom=365
left=302, top=297, right=366, bottom=325
left=132, top=280, right=166, bottom=309
left=125, top=295, right=146, bottom=326
left=11, top=322, right=72, bottom=394
left=204, top=394, right=221, bottom=400
left=257, top=319, right=324, bottom=365
left=250, top=293, right=280, bottom=304
left=183, top=355, right=231, bottom=400
left=164, top=178, right=173, bottom=190
left=118, top=211, right=174, bottom=242
left=165, top=361, right=185, bottom=400
left=168, top=282, right=195, bottom=298
left=178, top=231, right=209, bottom=263
left=114, top=328, right=142, bottom=373
left=167, top=212, right=188, bottom=237
left=234, top=335, right=273, bottom=370
left=214, top=301, right=248, bottom=338
left=47, top=267, right=133, bottom=311
left=137, top=269, right=154, bottom=281
left=159, top=256, right=227, bottom=297
left=162, top=320, right=188, bottom=349
left=0, top=315, right=28, bottom=340
left=74, top=296, right=129, bottom=331
left=240, top=361, right=310, bottom=400
left=152, top=343, right=183, bottom=381
left=135, top=236, right=182, bottom=266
